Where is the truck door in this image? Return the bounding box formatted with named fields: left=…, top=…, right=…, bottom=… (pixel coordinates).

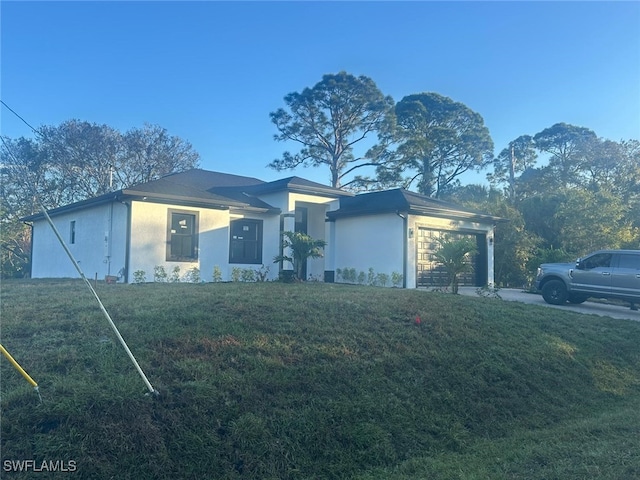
left=611, top=253, right=640, bottom=301
left=571, top=252, right=613, bottom=295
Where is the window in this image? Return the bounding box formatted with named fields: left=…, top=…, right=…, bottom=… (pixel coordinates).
left=70, top=221, right=76, bottom=244
left=167, top=210, right=198, bottom=261
left=618, top=254, right=640, bottom=270
left=582, top=253, right=612, bottom=269
left=229, top=219, right=262, bottom=264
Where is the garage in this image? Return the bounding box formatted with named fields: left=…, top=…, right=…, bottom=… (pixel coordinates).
left=416, top=228, right=488, bottom=288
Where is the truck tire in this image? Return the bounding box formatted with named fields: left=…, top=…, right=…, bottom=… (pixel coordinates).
left=541, top=280, right=568, bottom=305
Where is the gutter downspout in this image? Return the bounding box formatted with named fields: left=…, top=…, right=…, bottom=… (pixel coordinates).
left=396, top=211, right=408, bottom=288
left=122, top=200, right=132, bottom=284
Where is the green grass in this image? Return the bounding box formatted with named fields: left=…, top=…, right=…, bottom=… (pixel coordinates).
left=1, top=280, right=639, bottom=479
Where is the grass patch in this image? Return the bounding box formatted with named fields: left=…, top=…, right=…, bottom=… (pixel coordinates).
left=1, top=280, right=639, bottom=479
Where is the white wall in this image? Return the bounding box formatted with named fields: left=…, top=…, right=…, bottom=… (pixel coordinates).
left=30, top=202, right=128, bottom=280
left=332, top=213, right=404, bottom=285
left=129, top=201, right=281, bottom=282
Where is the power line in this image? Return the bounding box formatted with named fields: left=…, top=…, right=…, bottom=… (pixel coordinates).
left=1, top=100, right=40, bottom=135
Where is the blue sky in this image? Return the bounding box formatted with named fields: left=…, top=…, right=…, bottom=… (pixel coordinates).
left=2, top=1, right=639, bottom=187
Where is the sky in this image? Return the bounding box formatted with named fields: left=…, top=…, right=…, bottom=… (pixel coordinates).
left=1, top=1, right=639, bottom=187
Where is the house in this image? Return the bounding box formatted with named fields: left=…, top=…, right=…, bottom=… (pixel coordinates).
left=23, top=169, right=503, bottom=288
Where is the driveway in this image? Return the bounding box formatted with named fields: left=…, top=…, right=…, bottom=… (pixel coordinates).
left=456, top=287, right=640, bottom=322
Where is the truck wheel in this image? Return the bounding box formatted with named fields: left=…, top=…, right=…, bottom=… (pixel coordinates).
left=542, top=280, right=568, bottom=305
left=567, top=294, right=588, bottom=304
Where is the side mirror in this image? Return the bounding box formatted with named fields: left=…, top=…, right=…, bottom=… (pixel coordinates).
left=575, top=258, right=585, bottom=270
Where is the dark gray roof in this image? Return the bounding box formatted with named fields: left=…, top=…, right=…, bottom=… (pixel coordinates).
left=327, top=188, right=505, bottom=223
left=21, top=169, right=351, bottom=221
left=244, top=176, right=353, bottom=198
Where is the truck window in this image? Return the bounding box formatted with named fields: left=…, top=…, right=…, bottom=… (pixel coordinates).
left=617, top=254, right=640, bottom=270
left=582, top=253, right=612, bottom=269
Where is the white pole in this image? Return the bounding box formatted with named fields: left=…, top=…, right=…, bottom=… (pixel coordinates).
left=40, top=207, right=158, bottom=396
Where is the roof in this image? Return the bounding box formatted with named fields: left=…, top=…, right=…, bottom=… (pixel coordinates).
left=21, top=169, right=349, bottom=221
left=244, top=176, right=353, bottom=198
left=327, top=188, right=505, bottom=223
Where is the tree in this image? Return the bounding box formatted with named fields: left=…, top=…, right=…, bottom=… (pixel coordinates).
left=443, top=185, right=539, bottom=288
left=432, top=235, right=478, bottom=294
left=532, top=123, right=597, bottom=189
left=374, top=92, right=494, bottom=197
left=0, top=120, right=200, bottom=278
left=488, top=135, right=538, bottom=202
left=117, top=123, right=201, bottom=187
left=554, top=189, right=638, bottom=255
left=268, top=71, right=394, bottom=189
left=273, top=231, right=327, bottom=281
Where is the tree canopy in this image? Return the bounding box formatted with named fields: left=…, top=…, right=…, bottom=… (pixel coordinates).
left=373, top=92, right=494, bottom=197
left=268, top=71, right=394, bottom=189
left=0, top=120, right=200, bottom=277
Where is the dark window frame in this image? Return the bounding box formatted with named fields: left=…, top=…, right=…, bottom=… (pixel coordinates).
left=166, top=209, right=199, bottom=262
left=229, top=218, right=263, bottom=264
left=70, top=220, right=76, bottom=244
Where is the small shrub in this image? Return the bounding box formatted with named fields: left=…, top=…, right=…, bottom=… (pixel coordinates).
left=367, top=267, right=376, bottom=286
left=231, top=267, right=242, bottom=282
left=184, top=267, right=201, bottom=284
left=357, top=271, right=366, bottom=285
left=341, top=267, right=357, bottom=284
left=335, top=268, right=342, bottom=282
left=153, top=265, right=167, bottom=283
left=255, top=265, right=270, bottom=282
left=241, top=268, right=256, bottom=282
left=170, top=266, right=181, bottom=283
left=391, top=271, right=403, bottom=287
left=213, top=265, right=223, bottom=282
left=133, top=270, right=146, bottom=284
left=376, top=273, right=389, bottom=287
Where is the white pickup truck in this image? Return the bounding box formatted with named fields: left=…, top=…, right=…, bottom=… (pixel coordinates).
left=534, top=250, right=640, bottom=309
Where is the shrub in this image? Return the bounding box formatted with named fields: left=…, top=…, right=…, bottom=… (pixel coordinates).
left=241, top=268, right=256, bottom=282
left=133, top=270, right=146, bottom=284
left=153, top=265, right=167, bottom=283
left=170, top=266, right=181, bottom=283
left=231, top=267, right=242, bottom=282
left=213, top=265, right=223, bottom=282
left=376, top=273, right=389, bottom=287
left=184, top=267, right=201, bottom=284
left=255, top=265, right=270, bottom=282
left=367, top=267, right=376, bottom=286
left=273, top=231, right=327, bottom=281
left=391, top=271, right=403, bottom=287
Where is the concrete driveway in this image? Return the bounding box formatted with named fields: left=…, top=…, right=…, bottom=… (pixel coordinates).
left=456, top=287, right=640, bottom=322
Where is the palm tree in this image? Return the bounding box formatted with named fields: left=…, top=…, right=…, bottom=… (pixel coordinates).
left=274, top=231, right=327, bottom=281
left=433, top=236, right=478, bottom=294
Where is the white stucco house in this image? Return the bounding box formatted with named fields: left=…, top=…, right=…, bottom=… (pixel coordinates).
left=23, top=169, right=503, bottom=288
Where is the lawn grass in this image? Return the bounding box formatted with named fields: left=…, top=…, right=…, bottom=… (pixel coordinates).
left=1, top=280, right=639, bottom=479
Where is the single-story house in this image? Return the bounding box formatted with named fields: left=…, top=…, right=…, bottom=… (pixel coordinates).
left=23, top=169, right=503, bottom=288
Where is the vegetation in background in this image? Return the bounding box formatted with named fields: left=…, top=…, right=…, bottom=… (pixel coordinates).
left=2, top=280, right=639, bottom=479
left=2, top=74, right=638, bottom=282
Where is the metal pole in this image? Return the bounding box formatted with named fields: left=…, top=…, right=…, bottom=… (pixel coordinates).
left=40, top=207, right=158, bottom=396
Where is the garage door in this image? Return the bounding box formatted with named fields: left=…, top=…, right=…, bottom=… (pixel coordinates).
left=416, top=229, right=480, bottom=288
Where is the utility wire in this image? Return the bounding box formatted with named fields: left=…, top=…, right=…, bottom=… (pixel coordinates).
left=1, top=100, right=40, bottom=135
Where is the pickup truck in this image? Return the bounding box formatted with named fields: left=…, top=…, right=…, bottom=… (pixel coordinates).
left=535, top=249, right=640, bottom=308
